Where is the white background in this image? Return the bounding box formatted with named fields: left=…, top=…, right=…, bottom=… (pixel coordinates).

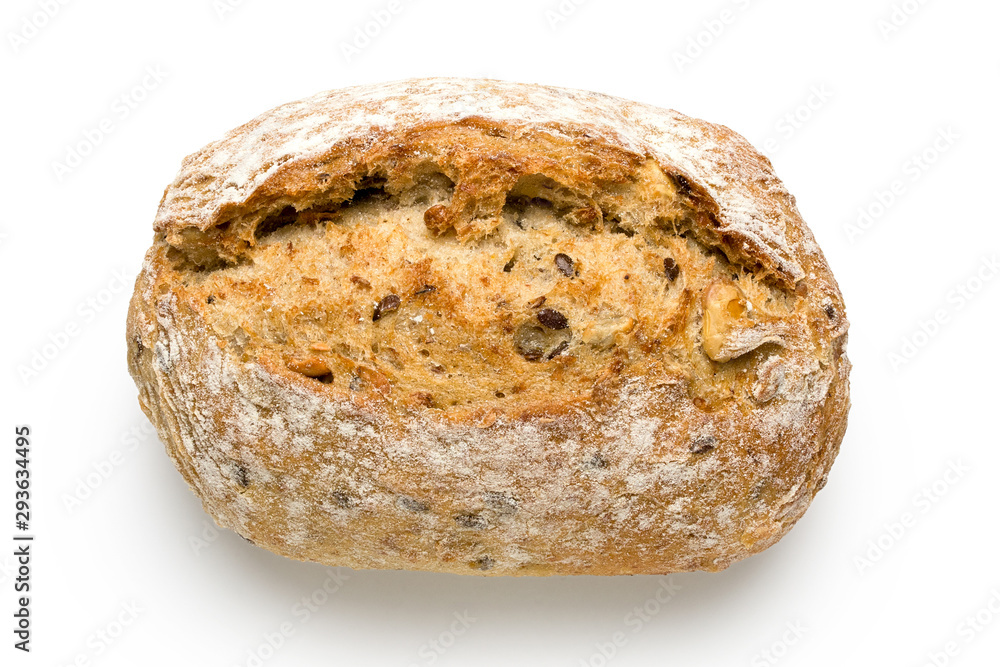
left=2, top=0, right=998, bottom=665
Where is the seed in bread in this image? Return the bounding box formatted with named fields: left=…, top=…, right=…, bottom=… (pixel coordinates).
left=126, top=78, right=850, bottom=576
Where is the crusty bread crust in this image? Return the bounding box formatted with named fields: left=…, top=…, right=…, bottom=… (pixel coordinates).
left=127, top=78, right=849, bottom=575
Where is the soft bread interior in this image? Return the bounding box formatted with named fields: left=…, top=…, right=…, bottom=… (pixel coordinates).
left=154, top=160, right=813, bottom=417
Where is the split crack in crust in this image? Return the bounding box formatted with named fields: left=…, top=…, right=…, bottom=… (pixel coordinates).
left=127, top=78, right=850, bottom=576
left=168, top=161, right=796, bottom=414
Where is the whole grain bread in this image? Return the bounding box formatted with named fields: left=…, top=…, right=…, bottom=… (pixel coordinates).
left=126, top=78, right=850, bottom=576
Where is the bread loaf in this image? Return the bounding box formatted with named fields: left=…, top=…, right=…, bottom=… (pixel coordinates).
left=126, top=78, right=850, bottom=576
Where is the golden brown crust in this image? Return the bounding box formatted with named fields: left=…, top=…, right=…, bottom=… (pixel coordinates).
left=127, top=78, right=849, bottom=576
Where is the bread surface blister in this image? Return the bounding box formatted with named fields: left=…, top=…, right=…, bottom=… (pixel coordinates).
left=127, top=78, right=850, bottom=575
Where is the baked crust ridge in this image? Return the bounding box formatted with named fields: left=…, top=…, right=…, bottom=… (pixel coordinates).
left=127, top=78, right=849, bottom=576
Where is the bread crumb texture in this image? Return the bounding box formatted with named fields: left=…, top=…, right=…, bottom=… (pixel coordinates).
left=127, top=78, right=850, bottom=575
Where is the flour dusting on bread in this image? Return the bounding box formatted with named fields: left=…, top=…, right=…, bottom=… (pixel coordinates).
left=128, top=78, right=849, bottom=575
